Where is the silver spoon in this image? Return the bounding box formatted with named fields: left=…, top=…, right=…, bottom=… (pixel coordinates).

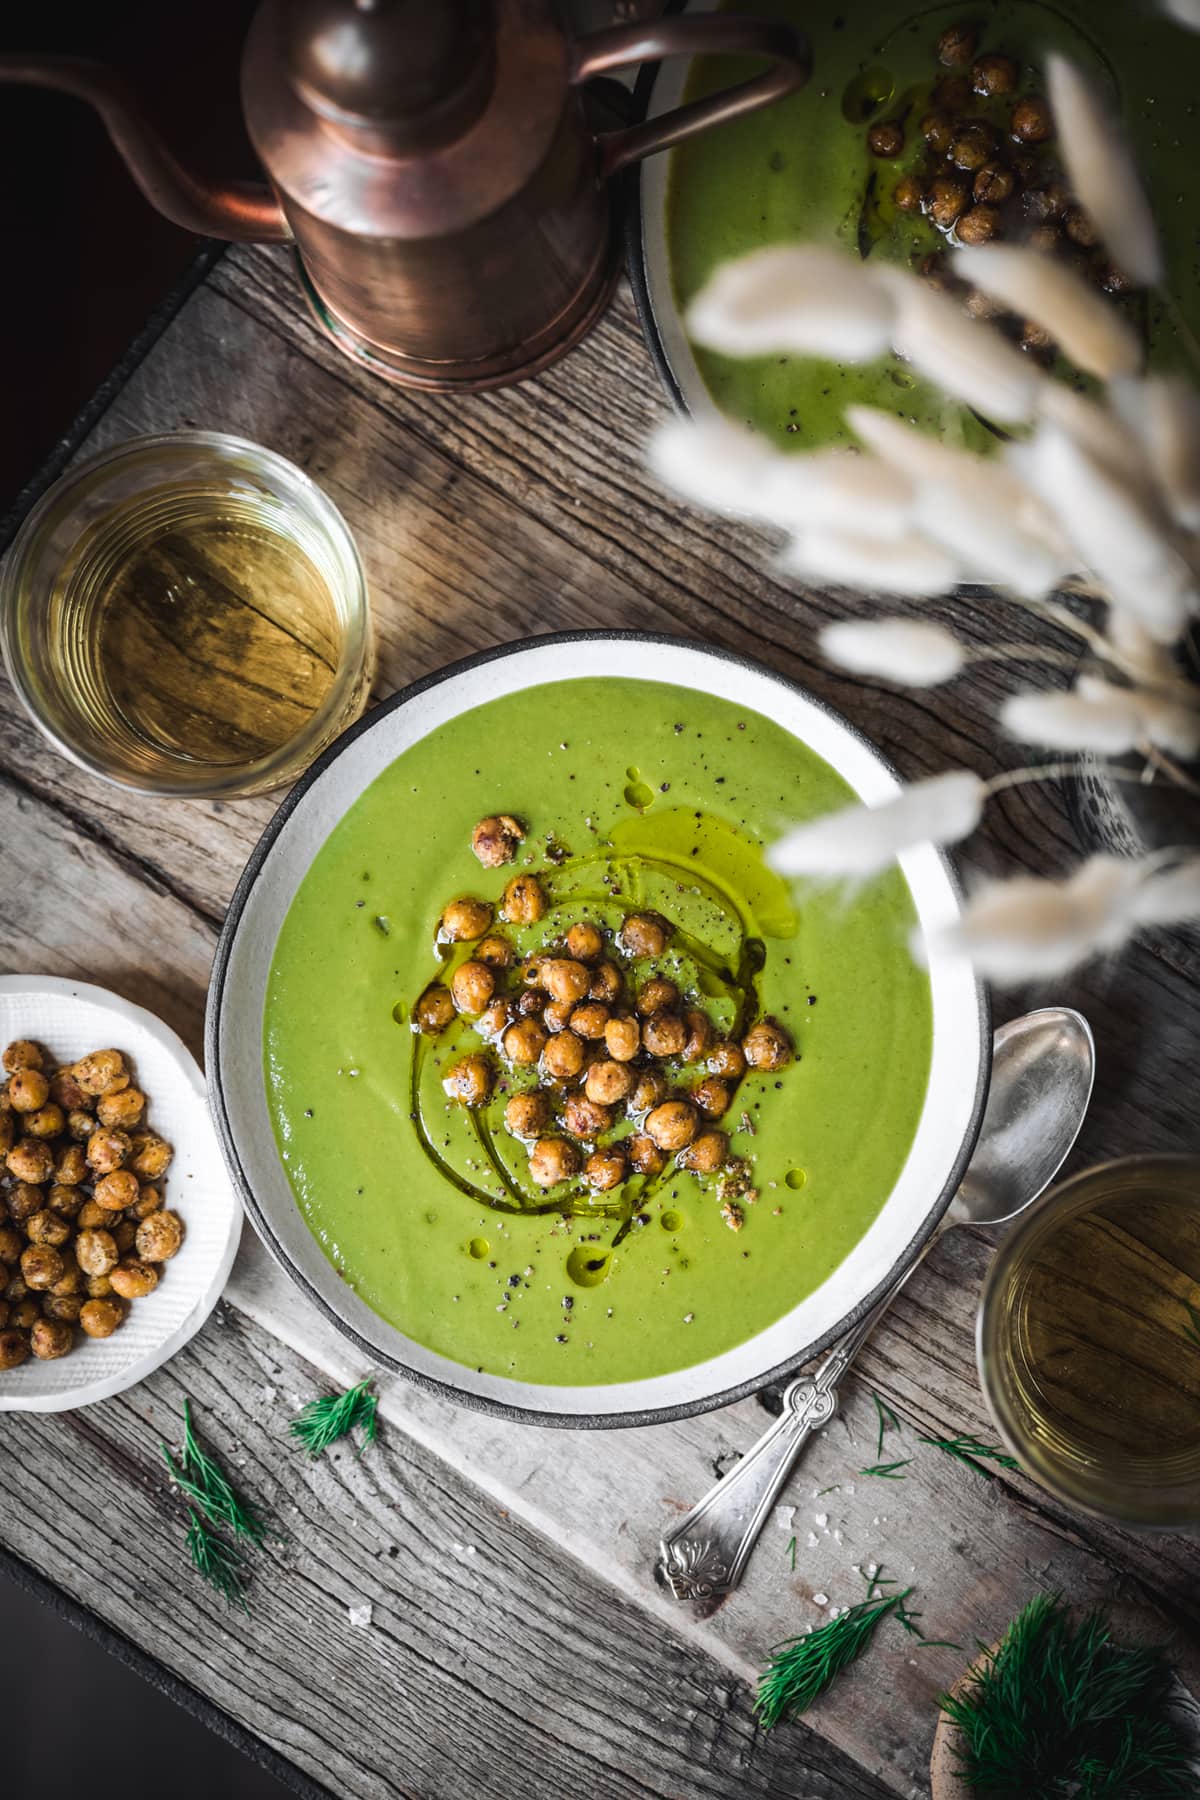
left=659, top=1006, right=1095, bottom=1601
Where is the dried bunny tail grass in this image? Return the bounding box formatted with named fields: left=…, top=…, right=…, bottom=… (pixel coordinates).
left=1046, top=53, right=1163, bottom=287
left=1001, top=683, right=1145, bottom=753
left=769, top=770, right=985, bottom=878
left=648, top=415, right=779, bottom=521
left=1162, top=0, right=1200, bottom=25
left=820, top=618, right=966, bottom=686
left=846, top=404, right=1071, bottom=597
left=1073, top=673, right=1200, bottom=759
left=1110, top=374, right=1200, bottom=531
left=1009, top=422, right=1196, bottom=643
left=1127, top=857, right=1200, bottom=925
left=1035, top=382, right=1151, bottom=493
left=923, top=856, right=1146, bottom=981
left=685, top=245, right=895, bottom=363
left=952, top=244, right=1142, bottom=381
left=760, top=451, right=914, bottom=539
left=873, top=265, right=1043, bottom=424
left=780, top=526, right=961, bottom=597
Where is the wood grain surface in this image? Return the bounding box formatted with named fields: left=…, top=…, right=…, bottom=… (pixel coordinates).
left=1, top=222, right=1199, bottom=1799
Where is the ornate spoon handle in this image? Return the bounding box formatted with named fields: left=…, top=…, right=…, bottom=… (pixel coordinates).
left=659, top=1269, right=921, bottom=1600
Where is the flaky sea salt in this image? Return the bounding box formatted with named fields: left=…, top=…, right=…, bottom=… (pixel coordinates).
left=348, top=1602, right=373, bottom=1628
left=814, top=1511, right=828, bottom=1528
left=774, top=1505, right=796, bottom=1531
left=812, top=1592, right=829, bottom=1607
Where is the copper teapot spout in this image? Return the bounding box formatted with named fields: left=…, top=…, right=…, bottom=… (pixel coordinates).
left=1, top=5, right=811, bottom=390
left=0, top=54, right=291, bottom=242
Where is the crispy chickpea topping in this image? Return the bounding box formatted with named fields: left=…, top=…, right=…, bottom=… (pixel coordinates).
left=565, top=921, right=604, bottom=962
left=645, top=1101, right=698, bottom=1153
left=450, top=960, right=496, bottom=1016
left=7, top=1138, right=54, bottom=1184
left=541, top=1031, right=585, bottom=1082
left=51, top=1068, right=90, bottom=1111
left=505, top=1091, right=551, bottom=1140
left=80, top=1298, right=124, bottom=1339
left=67, top=1108, right=95, bottom=1142
left=440, top=896, right=493, bottom=942
left=708, top=1040, right=747, bottom=1081
left=630, top=1069, right=668, bottom=1115
left=475, top=934, right=514, bottom=971
left=971, top=51, right=1018, bottom=96
left=443, top=1055, right=494, bottom=1106
left=617, top=912, right=671, bottom=958
left=926, top=175, right=968, bottom=229
left=528, top=1138, right=580, bottom=1189
left=895, top=174, right=924, bottom=212
left=96, top=1086, right=146, bottom=1130
left=561, top=1095, right=612, bottom=1141
left=956, top=204, right=1002, bottom=245
left=71, top=1050, right=129, bottom=1097
left=503, top=1018, right=548, bottom=1066
left=973, top=161, right=1015, bottom=205
left=603, top=1014, right=641, bottom=1062
left=93, top=1170, right=140, bottom=1212
left=30, top=1317, right=73, bottom=1360
left=86, top=1128, right=131, bottom=1175
left=501, top=874, right=547, bottom=926
left=569, top=1002, right=610, bottom=1041
left=692, top=1076, right=732, bottom=1118
left=27, top=1103, right=65, bottom=1140
left=589, top=961, right=622, bottom=1004
left=585, top=1061, right=635, bottom=1107
left=627, top=1134, right=666, bottom=1176
left=9, top=1068, right=49, bottom=1113
left=75, top=1230, right=118, bottom=1277
left=867, top=119, right=904, bottom=158
left=471, top=813, right=525, bottom=868
left=135, top=1211, right=184, bottom=1263
left=950, top=124, right=995, bottom=172
left=110, top=1259, right=159, bottom=1301
left=1011, top=94, right=1053, bottom=144
left=642, top=1012, right=687, bottom=1058
left=743, top=1018, right=794, bottom=1071
left=678, top=1130, right=730, bottom=1174
left=0, top=1328, right=28, bottom=1369
left=26, top=1209, right=70, bottom=1247
left=128, top=1134, right=172, bottom=1181
left=540, top=959, right=590, bottom=1006
left=921, top=109, right=954, bottom=155
left=936, top=21, right=977, bottom=65
left=682, top=1009, right=714, bottom=1063
left=585, top=1148, right=627, bottom=1192
left=542, top=999, right=574, bottom=1034
left=517, top=989, right=547, bottom=1017
left=636, top=978, right=679, bottom=1017
left=21, top=1244, right=65, bottom=1290
left=3, top=1040, right=43, bottom=1074
left=6, top=1182, right=43, bottom=1224
left=477, top=998, right=512, bottom=1040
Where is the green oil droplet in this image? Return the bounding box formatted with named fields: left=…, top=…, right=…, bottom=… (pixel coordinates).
left=661, top=1209, right=684, bottom=1234
left=567, top=1245, right=613, bottom=1287
left=468, top=1236, right=490, bottom=1259
left=786, top=1168, right=807, bottom=1190
left=391, top=1000, right=406, bottom=1024
left=623, top=780, right=656, bottom=811
left=626, top=765, right=640, bottom=780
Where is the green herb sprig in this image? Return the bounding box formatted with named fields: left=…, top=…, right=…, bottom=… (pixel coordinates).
left=859, top=1457, right=911, bottom=1480
left=162, top=1398, right=267, bottom=1544
left=184, top=1510, right=250, bottom=1612
left=940, top=1592, right=1197, bottom=1798
left=757, top=1589, right=911, bottom=1727
left=1183, top=1302, right=1200, bottom=1349
left=290, top=1378, right=378, bottom=1458
left=871, top=1391, right=900, bottom=1460
left=919, top=1433, right=1019, bottom=1480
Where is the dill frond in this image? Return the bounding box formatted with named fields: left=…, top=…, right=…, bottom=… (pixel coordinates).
left=918, top=1433, right=1019, bottom=1480
left=290, top=1379, right=378, bottom=1458
left=184, top=1511, right=250, bottom=1612
left=859, top=1458, right=912, bottom=1480
left=757, top=1590, right=909, bottom=1727
left=161, top=1398, right=268, bottom=1544
left=871, top=1391, right=900, bottom=1461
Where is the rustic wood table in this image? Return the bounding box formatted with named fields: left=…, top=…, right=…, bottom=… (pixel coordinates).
left=3, top=223, right=1199, bottom=1799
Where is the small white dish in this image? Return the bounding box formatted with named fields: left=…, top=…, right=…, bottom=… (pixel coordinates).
left=0, top=975, right=241, bottom=1413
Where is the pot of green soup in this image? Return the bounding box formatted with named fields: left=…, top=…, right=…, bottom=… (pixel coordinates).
left=207, top=633, right=988, bottom=1425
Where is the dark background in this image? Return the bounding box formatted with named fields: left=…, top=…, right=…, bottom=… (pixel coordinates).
left=2, top=12, right=299, bottom=1791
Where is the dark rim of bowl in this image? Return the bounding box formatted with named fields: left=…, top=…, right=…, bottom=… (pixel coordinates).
left=625, top=0, right=691, bottom=416
left=206, top=629, right=992, bottom=1429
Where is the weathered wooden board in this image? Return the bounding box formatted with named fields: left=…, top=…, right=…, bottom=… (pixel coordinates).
left=2, top=169, right=1199, bottom=1800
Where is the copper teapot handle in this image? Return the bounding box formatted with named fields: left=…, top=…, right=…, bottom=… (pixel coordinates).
left=570, top=15, right=811, bottom=180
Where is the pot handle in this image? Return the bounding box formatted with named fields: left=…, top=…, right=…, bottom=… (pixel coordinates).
left=570, top=15, right=811, bottom=180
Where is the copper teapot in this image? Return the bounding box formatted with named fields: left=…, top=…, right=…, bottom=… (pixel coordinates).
left=1, top=2, right=809, bottom=390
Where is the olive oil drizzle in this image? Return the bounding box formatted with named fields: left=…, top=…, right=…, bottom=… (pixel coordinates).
left=405, top=844, right=769, bottom=1224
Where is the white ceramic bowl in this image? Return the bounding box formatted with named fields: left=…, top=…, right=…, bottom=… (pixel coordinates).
left=208, top=634, right=989, bottom=1426
left=0, top=976, right=242, bottom=1413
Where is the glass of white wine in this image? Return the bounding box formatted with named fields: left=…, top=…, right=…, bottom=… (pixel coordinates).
left=978, top=1154, right=1200, bottom=1529
left=1, top=432, right=372, bottom=797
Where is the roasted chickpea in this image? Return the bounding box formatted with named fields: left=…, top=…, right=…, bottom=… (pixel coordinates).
left=127, top=1184, right=164, bottom=1221
left=920, top=109, right=954, bottom=156
left=569, top=1002, right=610, bottom=1041
left=93, top=1170, right=140, bottom=1211
left=30, top=1317, right=74, bottom=1359
left=972, top=52, right=1019, bottom=96
left=528, top=1138, right=580, bottom=1189
left=743, top=1018, right=794, bottom=1071
left=682, top=1009, right=713, bottom=1063
left=96, top=1086, right=146, bottom=1130
left=1101, top=261, right=1135, bottom=295
left=135, top=1211, right=184, bottom=1263
left=1020, top=318, right=1056, bottom=361
left=450, top=960, right=496, bottom=1016
left=43, top=1293, right=83, bottom=1324
left=1025, top=224, right=1060, bottom=256
left=926, top=175, right=968, bottom=229
left=5, top=1182, right=42, bottom=1225
left=561, top=1095, right=613, bottom=1140
left=475, top=934, right=514, bottom=971
left=8, top=1068, right=49, bottom=1113
left=618, top=911, right=671, bottom=958
left=415, top=983, right=457, bottom=1035
left=585, top=1148, right=627, bottom=1192
left=973, top=161, right=1015, bottom=204
left=116, top=1219, right=139, bottom=1254
left=471, top=813, right=525, bottom=868
left=21, top=1244, right=65, bottom=1290
left=895, top=174, right=924, bottom=212
left=708, top=1040, right=747, bottom=1081
left=0, top=1327, right=29, bottom=1368
left=585, top=1061, right=635, bottom=1106
left=630, top=1069, right=668, bottom=1115
left=75, top=1200, right=109, bottom=1230
left=87, top=1127, right=131, bottom=1175
left=565, top=921, right=604, bottom=962
left=503, top=1018, right=548, bottom=1066
left=67, top=1108, right=96, bottom=1142
left=519, top=954, right=547, bottom=987
left=50, top=1067, right=91, bottom=1111
left=477, top=998, right=512, bottom=1040
left=500, top=873, right=547, bottom=926
left=72, top=1049, right=129, bottom=1096
left=505, top=1091, right=551, bottom=1140
left=627, top=1134, right=666, bottom=1175
left=11, top=1298, right=39, bottom=1330
left=443, top=1054, right=493, bottom=1106
left=933, top=71, right=971, bottom=110
left=968, top=283, right=1005, bottom=322
left=0, top=1111, right=11, bottom=1157
left=540, top=959, right=590, bottom=1006
left=637, top=978, right=680, bottom=1018
left=75, top=1229, right=119, bottom=1277
left=1024, top=181, right=1069, bottom=225
left=589, top=961, right=623, bottom=1005
left=542, top=999, right=574, bottom=1034
left=0, top=1299, right=8, bottom=1329
left=936, top=20, right=977, bottom=65
left=645, top=1100, right=698, bottom=1152
left=1064, top=207, right=1098, bottom=248
left=0, top=1225, right=22, bottom=1264
left=110, top=1258, right=159, bottom=1300
left=3, top=1271, right=27, bottom=1302
left=3, top=1039, right=43, bottom=1073
left=950, top=125, right=995, bottom=172
left=1011, top=95, right=1053, bottom=144
left=642, top=1012, right=686, bottom=1059
left=918, top=249, right=957, bottom=294
left=51, top=1266, right=82, bottom=1298
left=867, top=119, right=904, bottom=158
left=517, top=988, right=547, bottom=1017
left=127, top=1134, right=172, bottom=1181
left=80, top=1297, right=124, bottom=1338
left=541, top=1031, right=586, bottom=1082
left=678, top=1129, right=730, bottom=1174
left=604, top=1014, right=641, bottom=1062
left=26, top=1210, right=70, bottom=1248
left=693, top=1076, right=732, bottom=1119
left=85, top=1273, right=114, bottom=1299
left=47, top=1184, right=84, bottom=1221
left=26, top=1103, right=65, bottom=1140
left=957, top=204, right=1002, bottom=245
